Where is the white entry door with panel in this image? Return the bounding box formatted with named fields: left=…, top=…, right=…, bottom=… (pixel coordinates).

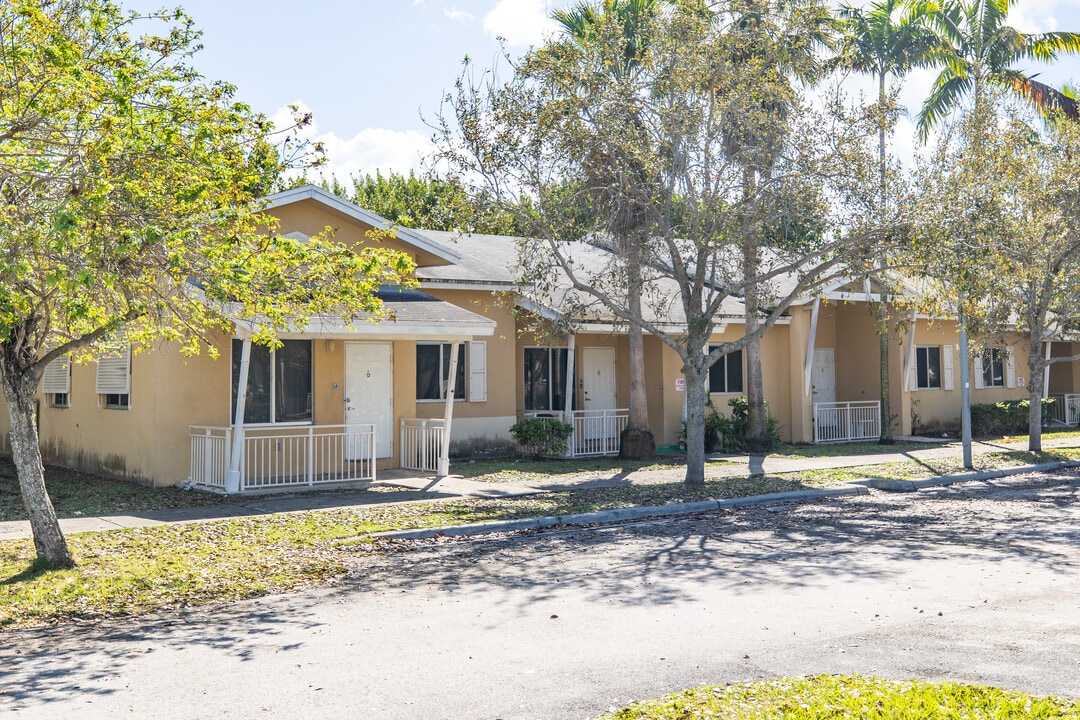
left=345, top=342, right=393, bottom=458
left=582, top=347, right=617, bottom=441
left=811, top=348, right=836, bottom=405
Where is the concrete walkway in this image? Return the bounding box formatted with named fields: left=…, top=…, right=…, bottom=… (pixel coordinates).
left=1, top=435, right=1077, bottom=541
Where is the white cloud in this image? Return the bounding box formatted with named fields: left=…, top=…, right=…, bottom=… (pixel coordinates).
left=271, top=102, right=434, bottom=181
left=444, top=5, right=475, bottom=21
left=482, top=0, right=559, bottom=47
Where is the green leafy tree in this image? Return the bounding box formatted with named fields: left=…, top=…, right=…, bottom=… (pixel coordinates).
left=918, top=0, right=1080, bottom=137
left=551, top=0, right=666, bottom=460
left=299, top=171, right=523, bottom=235
left=834, top=0, right=941, bottom=443
left=912, top=98, right=1080, bottom=450
left=436, top=3, right=883, bottom=483
left=713, top=0, right=838, bottom=455
left=0, top=1, right=415, bottom=568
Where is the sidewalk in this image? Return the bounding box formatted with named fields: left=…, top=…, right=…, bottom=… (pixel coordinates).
left=1, top=436, right=1077, bottom=541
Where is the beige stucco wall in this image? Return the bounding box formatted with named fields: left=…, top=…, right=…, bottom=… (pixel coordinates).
left=1049, top=342, right=1079, bottom=394
left=901, top=320, right=1032, bottom=435
left=29, top=341, right=231, bottom=486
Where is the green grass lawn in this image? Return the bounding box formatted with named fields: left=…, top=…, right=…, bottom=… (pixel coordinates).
left=600, top=675, right=1080, bottom=719
left=0, top=458, right=230, bottom=522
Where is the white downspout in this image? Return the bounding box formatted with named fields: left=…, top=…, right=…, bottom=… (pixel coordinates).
left=226, top=331, right=252, bottom=494
left=437, top=341, right=460, bottom=477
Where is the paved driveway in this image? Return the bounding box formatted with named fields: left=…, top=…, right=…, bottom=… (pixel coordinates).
left=4, top=470, right=1080, bottom=719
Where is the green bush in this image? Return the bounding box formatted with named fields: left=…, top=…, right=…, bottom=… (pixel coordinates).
left=509, top=417, right=574, bottom=458
left=970, top=398, right=1056, bottom=437
left=681, top=397, right=782, bottom=453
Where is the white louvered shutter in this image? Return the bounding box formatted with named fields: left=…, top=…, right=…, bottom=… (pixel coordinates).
left=974, top=353, right=985, bottom=390
left=95, top=346, right=131, bottom=394
left=942, top=346, right=954, bottom=391
left=42, top=356, right=71, bottom=394
left=469, top=341, right=487, bottom=402
left=1006, top=353, right=1016, bottom=388
left=906, top=345, right=917, bottom=391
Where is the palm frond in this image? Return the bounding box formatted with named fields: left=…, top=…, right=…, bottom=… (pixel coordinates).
left=918, top=70, right=972, bottom=139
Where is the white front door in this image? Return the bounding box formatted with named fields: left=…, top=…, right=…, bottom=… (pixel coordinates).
left=812, top=347, right=836, bottom=405
left=345, top=342, right=393, bottom=459
left=582, top=347, right=617, bottom=441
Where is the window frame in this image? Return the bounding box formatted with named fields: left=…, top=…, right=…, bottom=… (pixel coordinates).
left=415, top=342, right=468, bottom=403
left=979, top=348, right=1005, bottom=388
left=50, top=392, right=70, bottom=408
left=915, top=345, right=942, bottom=391
left=231, top=339, right=314, bottom=426
left=523, top=346, right=572, bottom=413
left=708, top=347, right=744, bottom=395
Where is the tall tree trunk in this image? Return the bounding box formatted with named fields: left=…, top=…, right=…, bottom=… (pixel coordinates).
left=621, top=247, right=655, bottom=460
left=878, top=310, right=893, bottom=442
left=743, top=241, right=771, bottom=455
left=0, top=366, right=74, bottom=568
left=876, top=72, right=894, bottom=444
left=1028, top=332, right=1045, bottom=452
left=683, top=355, right=707, bottom=484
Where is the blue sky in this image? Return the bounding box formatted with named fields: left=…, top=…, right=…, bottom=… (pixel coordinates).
left=126, top=0, right=1080, bottom=180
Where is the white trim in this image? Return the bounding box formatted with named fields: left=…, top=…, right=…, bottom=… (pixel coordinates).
left=1006, top=352, right=1016, bottom=389
left=260, top=184, right=461, bottom=263
left=234, top=316, right=494, bottom=340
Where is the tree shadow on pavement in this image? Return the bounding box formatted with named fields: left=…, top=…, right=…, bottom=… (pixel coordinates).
left=0, top=599, right=326, bottom=707
left=343, top=470, right=1080, bottom=615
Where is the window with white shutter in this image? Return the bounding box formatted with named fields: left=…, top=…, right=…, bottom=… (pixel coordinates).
left=42, top=356, right=71, bottom=407
left=96, top=346, right=131, bottom=408
left=942, top=345, right=954, bottom=391
left=469, top=341, right=487, bottom=402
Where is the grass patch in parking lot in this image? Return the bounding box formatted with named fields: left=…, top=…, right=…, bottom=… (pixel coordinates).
left=599, top=675, right=1080, bottom=719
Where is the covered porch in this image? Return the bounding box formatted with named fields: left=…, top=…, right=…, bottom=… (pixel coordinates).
left=189, top=288, right=496, bottom=493
left=802, top=293, right=885, bottom=444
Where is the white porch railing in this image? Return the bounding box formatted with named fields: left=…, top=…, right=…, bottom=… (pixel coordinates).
left=1049, top=395, right=1066, bottom=424
left=189, top=424, right=376, bottom=492
left=525, top=408, right=629, bottom=457
left=400, top=418, right=445, bottom=473
left=813, top=401, right=881, bottom=443
left=1067, top=394, right=1080, bottom=426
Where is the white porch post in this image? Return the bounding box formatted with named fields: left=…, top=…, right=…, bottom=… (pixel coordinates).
left=803, top=298, right=820, bottom=397
left=437, top=341, right=460, bottom=477
left=226, top=332, right=252, bottom=493
left=564, top=333, right=576, bottom=455
left=903, top=310, right=917, bottom=392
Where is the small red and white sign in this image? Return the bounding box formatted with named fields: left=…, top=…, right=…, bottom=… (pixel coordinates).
left=675, top=378, right=685, bottom=392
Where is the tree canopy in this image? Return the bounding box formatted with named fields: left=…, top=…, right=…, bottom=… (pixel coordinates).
left=0, top=0, right=415, bottom=567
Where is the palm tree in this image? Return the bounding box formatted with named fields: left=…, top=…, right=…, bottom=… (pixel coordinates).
left=834, top=0, right=941, bottom=443
left=918, top=0, right=1080, bottom=138
left=717, top=0, right=837, bottom=455
left=552, top=0, right=664, bottom=460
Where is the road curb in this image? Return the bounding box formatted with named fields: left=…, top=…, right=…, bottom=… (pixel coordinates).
left=851, top=460, right=1080, bottom=492
left=371, top=461, right=1080, bottom=541
left=372, top=486, right=867, bottom=541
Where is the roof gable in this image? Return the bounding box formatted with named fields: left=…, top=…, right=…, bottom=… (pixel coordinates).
left=260, top=185, right=461, bottom=267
